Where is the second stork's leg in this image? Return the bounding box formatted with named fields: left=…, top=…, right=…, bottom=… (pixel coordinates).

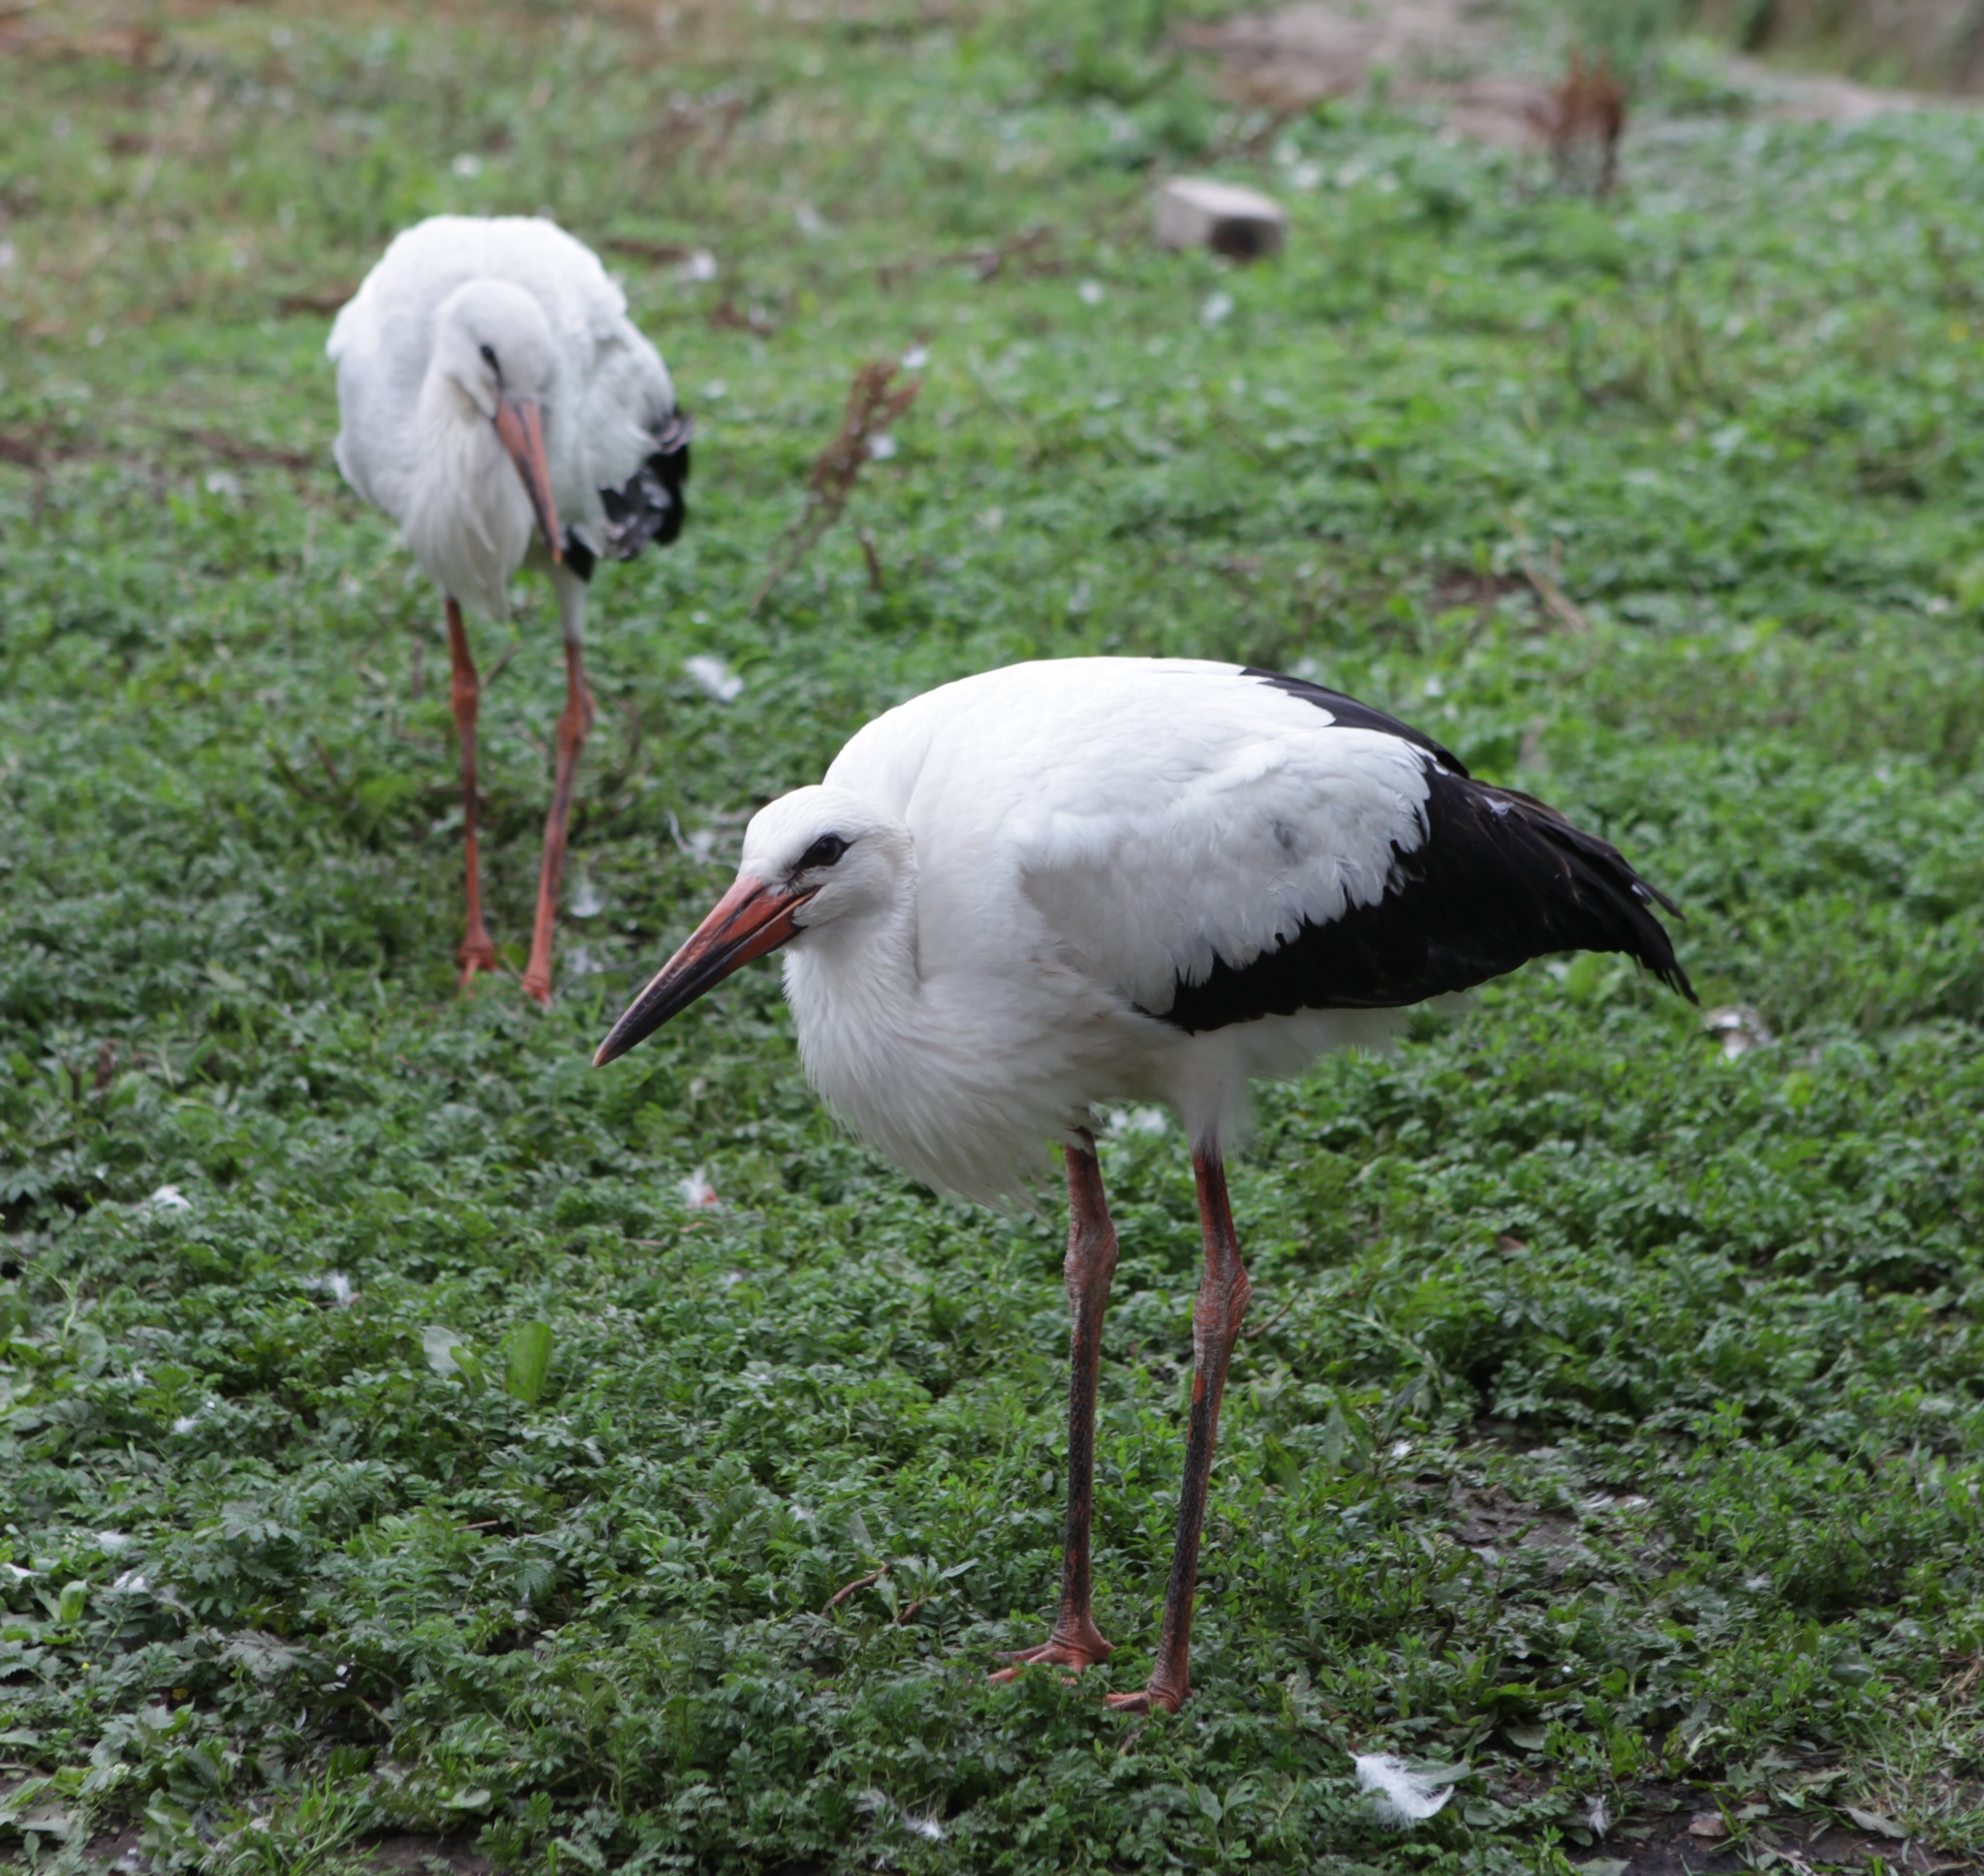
left=991, top=1130, right=1120, bottom=1679
left=1105, top=1144, right=1252, bottom=1714
left=521, top=571, right=596, bottom=1007
left=446, top=599, right=498, bottom=984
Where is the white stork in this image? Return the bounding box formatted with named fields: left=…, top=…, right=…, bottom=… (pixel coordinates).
left=328, top=214, right=692, bottom=1004
left=593, top=658, right=1692, bottom=1712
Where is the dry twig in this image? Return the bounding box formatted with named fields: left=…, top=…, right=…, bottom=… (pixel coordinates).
left=708, top=296, right=779, bottom=335
left=1520, top=543, right=1590, bottom=634
left=822, top=1562, right=891, bottom=1614
left=275, top=289, right=355, bottom=319
left=1941, top=1651, right=1984, bottom=1703
left=1529, top=50, right=1627, bottom=197
left=753, top=359, right=920, bottom=610
left=166, top=426, right=319, bottom=472
left=268, top=745, right=331, bottom=807
left=877, top=225, right=1061, bottom=290
left=0, top=429, right=56, bottom=472
left=856, top=528, right=885, bottom=594
left=604, top=236, right=697, bottom=265
left=1240, top=1294, right=1294, bottom=1340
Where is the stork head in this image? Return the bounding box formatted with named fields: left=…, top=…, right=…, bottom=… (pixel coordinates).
left=430, top=279, right=562, bottom=562
left=594, top=787, right=912, bottom=1065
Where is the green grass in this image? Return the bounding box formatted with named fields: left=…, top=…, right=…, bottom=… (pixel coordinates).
left=4, top=3, right=1984, bottom=1870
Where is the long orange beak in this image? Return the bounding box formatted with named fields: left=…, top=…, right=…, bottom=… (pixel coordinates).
left=594, top=874, right=816, bottom=1066
left=492, top=397, right=562, bottom=563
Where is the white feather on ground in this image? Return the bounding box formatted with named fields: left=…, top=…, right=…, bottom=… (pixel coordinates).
left=684, top=653, right=745, bottom=702
left=1352, top=1753, right=1467, bottom=1827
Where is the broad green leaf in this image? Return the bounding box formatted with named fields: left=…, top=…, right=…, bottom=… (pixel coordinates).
left=505, top=1321, right=554, bottom=1405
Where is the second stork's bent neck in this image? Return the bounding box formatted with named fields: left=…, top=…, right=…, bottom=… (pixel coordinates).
left=404, top=381, right=535, bottom=618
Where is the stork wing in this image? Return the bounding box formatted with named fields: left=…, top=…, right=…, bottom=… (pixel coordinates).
left=833, top=661, right=1690, bottom=1031
left=1017, top=670, right=1690, bottom=1028
left=1015, top=718, right=1444, bottom=1017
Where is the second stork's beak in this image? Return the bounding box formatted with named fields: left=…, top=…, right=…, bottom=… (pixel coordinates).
left=594, top=875, right=816, bottom=1066
left=492, top=397, right=562, bottom=563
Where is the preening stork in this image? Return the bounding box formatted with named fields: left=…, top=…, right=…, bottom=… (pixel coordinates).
left=594, top=658, right=1693, bottom=1712
left=329, top=214, right=692, bottom=1004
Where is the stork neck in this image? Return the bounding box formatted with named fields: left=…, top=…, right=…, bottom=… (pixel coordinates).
left=780, top=846, right=1078, bottom=1209
left=794, top=860, right=921, bottom=1000
left=783, top=852, right=925, bottom=1080
left=403, top=374, right=533, bottom=618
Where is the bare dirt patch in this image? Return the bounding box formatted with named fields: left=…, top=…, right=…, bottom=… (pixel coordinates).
left=1180, top=0, right=1552, bottom=143
left=361, top=1830, right=497, bottom=1873
left=1181, top=0, right=1971, bottom=143
left=1697, top=0, right=1984, bottom=96
left=1597, top=1781, right=1972, bottom=1875
left=69, top=1826, right=497, bottom=1874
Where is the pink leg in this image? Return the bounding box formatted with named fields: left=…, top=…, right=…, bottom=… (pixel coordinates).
left=447, top=600, right=498, bottom=985
left=520, top=636, right=595, bottom=1007
left=1105, top=1145, right=1252, bottom=1714
left=992, top=1132, right=1120, bottom=1681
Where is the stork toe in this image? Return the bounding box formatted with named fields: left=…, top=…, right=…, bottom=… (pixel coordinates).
left=1103, top=1684, right=1184, bottom=1714
left=988, top=1621, right=1114, bottom=1682
left=456, top=939, right=499, bottom=985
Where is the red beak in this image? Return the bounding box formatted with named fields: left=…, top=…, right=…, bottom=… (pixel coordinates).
left=594, top=875, right=815, bottom=1066
left=492, top=397, right=562, bottom=562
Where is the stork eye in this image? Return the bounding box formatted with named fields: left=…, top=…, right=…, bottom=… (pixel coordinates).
left=797, top=834, right=849, bottom=873
left=479, top=342, right=499, bottom=372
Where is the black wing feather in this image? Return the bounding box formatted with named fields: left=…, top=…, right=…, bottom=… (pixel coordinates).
left=1241, top=665, right=1467, bottom=772
left=1153, top=673, right=1694, bottom=1033
left=560, top=409, right=694, bottom=584
left=602, top=408, right=695, bottom=562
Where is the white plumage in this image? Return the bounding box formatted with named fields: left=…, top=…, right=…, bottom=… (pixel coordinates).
left=329, top=215, right=692, bottom=1003
left=594, top=656, right=1690, bottom=1712
left=329, top=214, right=678, bottom=615
left=775, top=661, right=1422, bottom=1207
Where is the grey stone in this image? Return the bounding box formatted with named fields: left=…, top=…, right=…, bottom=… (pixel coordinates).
left=1153, top=177, right=1288, bottom=261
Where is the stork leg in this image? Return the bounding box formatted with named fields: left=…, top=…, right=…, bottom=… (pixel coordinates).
left=521, top=580, right=595, bottom=1008
left=1105, top=1145, right=1252, bottom=1715
left=991, top=1131, right=1120, bottom=1680
left=446, top=599, right=498, bottom=985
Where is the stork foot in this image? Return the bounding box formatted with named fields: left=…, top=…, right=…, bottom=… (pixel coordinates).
left=1104, top=1682, right=1185, bottom=1714
left=457, top=939, right=499, bottom=987
left=987, top=1621, right=1114, bottom=1683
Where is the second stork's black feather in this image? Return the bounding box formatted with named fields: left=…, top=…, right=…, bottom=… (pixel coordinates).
left=1155, top=672, right=1694, bottom=1034
left=562, top=408, right=694, bottom=582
